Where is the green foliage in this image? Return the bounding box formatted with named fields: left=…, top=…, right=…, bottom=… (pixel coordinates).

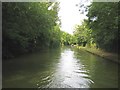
left=75, top=2, right=119, bottom=52
left=2, top=2, right=60, bottom=59
left=61, top=31, right=76, bottom=46
left=3, top=2, right=119, bottom=59
left=74, top=21, right=93, bottom=47
left=87, top=2, right=119, bottom=52
left=50, top=25, right=61, bottom=47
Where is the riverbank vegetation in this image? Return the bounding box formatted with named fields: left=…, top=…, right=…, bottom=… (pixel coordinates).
left=3, top=2, right=119, bottom=61
left=74, top=2, right=119, bottom=52
left=2, top=2, right=75, bottom=59
left=73, top=2, right=119, bottom=63
left=76, top=46, right=119, bottom=63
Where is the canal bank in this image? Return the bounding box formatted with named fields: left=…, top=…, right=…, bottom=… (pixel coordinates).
left=76, top=46, right=119, bottom=64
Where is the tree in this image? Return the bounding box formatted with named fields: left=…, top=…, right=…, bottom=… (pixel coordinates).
left=87, top=2, right=119, bottom=52
left=2, top=2, right=60, bottom=59
left=74, top=21, right=93, bottom=47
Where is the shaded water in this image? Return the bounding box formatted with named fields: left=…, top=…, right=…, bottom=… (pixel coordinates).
left=3, top=47, right=118, bottom=88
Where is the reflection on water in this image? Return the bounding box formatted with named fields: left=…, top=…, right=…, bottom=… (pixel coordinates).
left=2, top=47, right=118, bottom=88
left=48, top=48, right=93, bottom=88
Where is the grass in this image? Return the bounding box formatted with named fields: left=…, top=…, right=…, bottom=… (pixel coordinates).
left=76, top=46, right=119, bottom=64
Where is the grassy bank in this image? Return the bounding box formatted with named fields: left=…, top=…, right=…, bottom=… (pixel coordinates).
left=76, top=46, right=119, bottom=64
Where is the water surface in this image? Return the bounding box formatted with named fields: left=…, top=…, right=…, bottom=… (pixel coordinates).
left=3, top=47, right=118, bottom=88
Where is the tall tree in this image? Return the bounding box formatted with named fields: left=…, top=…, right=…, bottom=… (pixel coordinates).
left=2, top=2, right=60, bottom=59
left=87, top=2, right=119, bottom=52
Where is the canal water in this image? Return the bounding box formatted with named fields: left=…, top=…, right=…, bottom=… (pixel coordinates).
left=2, top=47, right=118, bottom=88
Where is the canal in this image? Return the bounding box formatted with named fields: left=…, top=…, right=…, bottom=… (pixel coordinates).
left=2, top=47, right=118, bottom=88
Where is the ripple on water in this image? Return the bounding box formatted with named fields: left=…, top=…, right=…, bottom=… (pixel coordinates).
left=33, top=48, right=94, bottom=88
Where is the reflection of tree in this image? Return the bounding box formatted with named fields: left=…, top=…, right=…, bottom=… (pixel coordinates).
left=3, top=48, right=61, bottom=88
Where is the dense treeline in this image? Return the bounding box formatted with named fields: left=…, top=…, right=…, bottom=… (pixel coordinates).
left=2, top=2, right=75, bottom=59
left=61, top=31, right=77, bottom=46
left=3, top=2, right=119, bottom=59
left=74, top=2, right=119, bottom=53
left=2, top=2, right=61, bottom=59
left=74, top=21, right=92, bottom=47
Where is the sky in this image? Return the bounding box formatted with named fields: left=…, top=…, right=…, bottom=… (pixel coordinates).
left=58, top=0, right=91, bottom=34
